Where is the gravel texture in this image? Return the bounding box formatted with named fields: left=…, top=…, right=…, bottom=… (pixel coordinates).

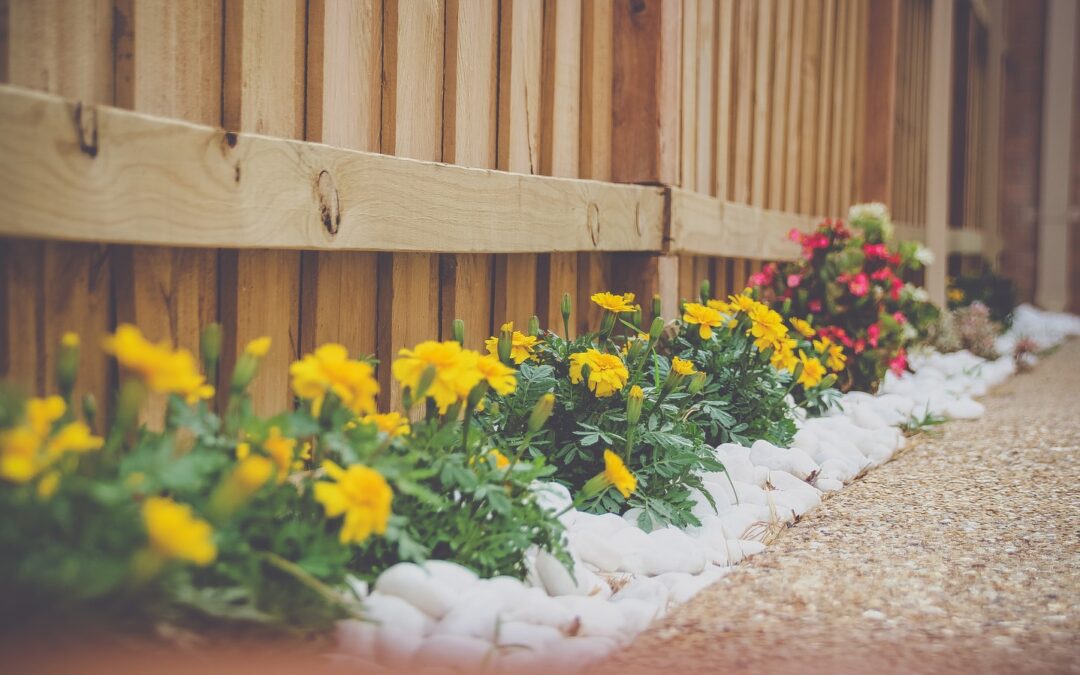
left=605, top=341, right=1080, bottom=675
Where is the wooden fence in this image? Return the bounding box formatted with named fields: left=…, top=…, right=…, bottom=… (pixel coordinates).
left=0, top=0, right=1004, bottom=425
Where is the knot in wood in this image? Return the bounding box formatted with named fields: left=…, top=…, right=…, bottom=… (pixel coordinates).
left=72, top=102, right=98, bottom=158
left=317, top=170, right=341, bottom=236
left=587, top=202, right=601, bottom=247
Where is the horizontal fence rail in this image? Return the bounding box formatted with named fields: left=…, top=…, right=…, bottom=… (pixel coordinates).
left=0, top=86, right=666, bottom=254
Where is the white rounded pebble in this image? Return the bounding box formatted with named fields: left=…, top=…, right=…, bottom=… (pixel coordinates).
left=611, top=576, right=670, bottom=607
left=555, top=596, right=628, bottom=640
left=422, top=560, right=479, bottom=589
left=412, top=634, right=493, bottom=671
left=499, top=587, right=578, bottom=631
left=496, top=621, right=564, bottom=650
left=362, top=592, right=431, bottom=666
left=374, top=563, right=459, bottom=619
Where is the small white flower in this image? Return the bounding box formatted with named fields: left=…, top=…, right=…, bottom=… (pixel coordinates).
left=848, top=202, right=889, bottom=223
left=913, top=287, right=930, bottom=303
left=903, top=324, right=918, bottom=340
left=914, top=246, right=935, bottom=266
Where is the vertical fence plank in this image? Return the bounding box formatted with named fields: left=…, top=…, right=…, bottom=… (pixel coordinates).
left=609, top=0, right=681, bottom=316
left=303, top=0, right=381, bottom=362
left=750, top=0, right=773, bottom=208
left=714, top=0, right=735, bottom=200
left=830, top=0, right=850, bottom=213
left=925, top=0, right=953, bottom=305
left=494, top=0, right=543, bottom=330
left=680, top=0, right=698, bottom=190
left=538, top=0, right=581, bottom=334
left=378, top=0, right=444, bottom=407
left=769, top=0, right=791, bottom=210
left=221, top=0, right=305, bottom=415
left=862, top=0, right=898, bottom=205
left=579, top=0, right=613, bottom=333
left=441, top=0, right=497, bottom=347
left=783, top=0, right=804, bottom=212
left=695, top=0, right=717, bottom=195
left=733, top=0, right=755, bottom=204
left=3, top=0, right=114, bottom=426
left=112, top=0, right=222, bottom=428
left=798, top=0, right=821, bottom=215
left=814, top=0, right=836, bottom=215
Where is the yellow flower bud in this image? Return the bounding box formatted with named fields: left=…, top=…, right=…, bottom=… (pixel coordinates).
left=626, top=385, right=644, bottom=425
left=527, top=392, right=556, bottom=433
left=244, top=336, right=271, bottom=358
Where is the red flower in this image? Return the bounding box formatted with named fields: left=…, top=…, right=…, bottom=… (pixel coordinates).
left=889, top=348, right=908, bottom=376
left=868, top=323, right=881, bottom=348
left=871, top=267, right=892, bottom=282
left=787, top=273, right=802, bottom=288
left=889, top=276, right=903, bottom=300
left=848, top=273, right=870, bottom=297
left=788, top=228, right=803, bottom=243
left=893, top=311, right=907, bottom=324
left=854, top=338, right=866, bottom=354
left=808, top=299, right=823, bottom=313
left=863, top=243, right=889, bottom=259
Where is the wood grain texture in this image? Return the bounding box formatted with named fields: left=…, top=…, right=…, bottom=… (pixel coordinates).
left=494, top=0, right=543, bottom=334
left=680, top=0, right=699, bottom=190
left=798, top=0, right=822, bottom=215
left=668, top=188, right=805, bottom=260
left=539, top=0, right=582, bottom=335
left=814, top=0, right=836, bottom=215
left=714, top=0, right=735, bottom=200
left=441, top=0, right=496, bottom=348
left=379, top=0, right=444, bottom=408
left=611, top=0, right=681, bottom=185
left=221, top=0, right=304, bottom=415
left=732, top=0, right=755, bottom=204
left=3, top=0, right=114, bottom=427
left=750, top=0, right=773, bottom=208
left=0, top=86, right=667, bottom=253
left=695, top=0, right=717, bottom=195
left=302, top=0, right=382, bottom=361
left=769, top=0, right=792, bottom=210
left=783, top=0, right=804, bottom=212
left=113, top=0, right=222, bottom=428
left=925, top=0, right=953, bottom=306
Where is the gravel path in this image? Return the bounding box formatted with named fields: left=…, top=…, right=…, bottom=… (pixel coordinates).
left=605, top=341, right=1080, bottom=675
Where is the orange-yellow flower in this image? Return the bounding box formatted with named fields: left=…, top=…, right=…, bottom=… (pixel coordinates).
left=591, top=291, right=637, bottom=314
left=392, top=340, right=484, bottom=413
left=484, top=322, right=539, bottom=365
left=314, top=460, right=393, bottom=545
left=569, top=349, right=629, bottom=398
left=103, top=324, right=214, bottom=404
left=682, top=303, right=724, bottom=340
left=142, top=496, right=217, bottom=566
left=290, top=344, right=379, bottom=416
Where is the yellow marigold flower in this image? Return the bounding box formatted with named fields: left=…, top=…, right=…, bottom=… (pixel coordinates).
left=727, top=293, right=759, bottom=315
left=361, top=412, right=411, bottom=438
left=488, top=449, right=511, bottom=470
left=706, top=299, right=731, bottom=313
left=475, top=354, right=517, bottom=396
left=603, top=449, right=637, bottom=498
left=748, top=304, right=788, bottom=351
left=262, top=426, right=296, bottom=483
left=37, top=470, right=61, bottom=500
left=26, top=396, right=66, bottom=438
left=245, top=336, right=272, bottom=357
left=682, top=302, right=724, bottom=340
left=797, top=351, right=827, bottom=389
left=235, top=442, right=251, bottom=460
left=591, top=291, right=637, bottom=314
left=393, top=340, right=483, bottom=413
left=569, top=349, right=629, bottom=398
left=142, top=496, right=217, bottom=566
left=61, top=332, right=80, bottom=349
left=0, top=427, right=40, bottom=483
left=770, top=337, right=799, bottom=372
left=290, top=343, right=379, bottom=416
left=814, top=337, right=847, bottom=372
left=947, top=288, right=965, bottom=303
left=103, top=325, right=214, bottom=404
left=790, top=317, right=816, bottom=338
left=43, top=422, right=103, bottom=461
left=484, top=324, right=539, bottom=365
left=671, top=357, right=697, bottom=376
left=314, top=460, right=393, bottom=545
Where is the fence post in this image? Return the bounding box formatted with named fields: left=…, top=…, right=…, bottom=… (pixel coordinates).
left=925, top=0, right=954, bottom=308
left=1036, top=0, right=1077, bottom=311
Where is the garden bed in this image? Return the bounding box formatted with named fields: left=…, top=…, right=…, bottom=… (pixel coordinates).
left=332, top=304, right=1079, bottom=672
